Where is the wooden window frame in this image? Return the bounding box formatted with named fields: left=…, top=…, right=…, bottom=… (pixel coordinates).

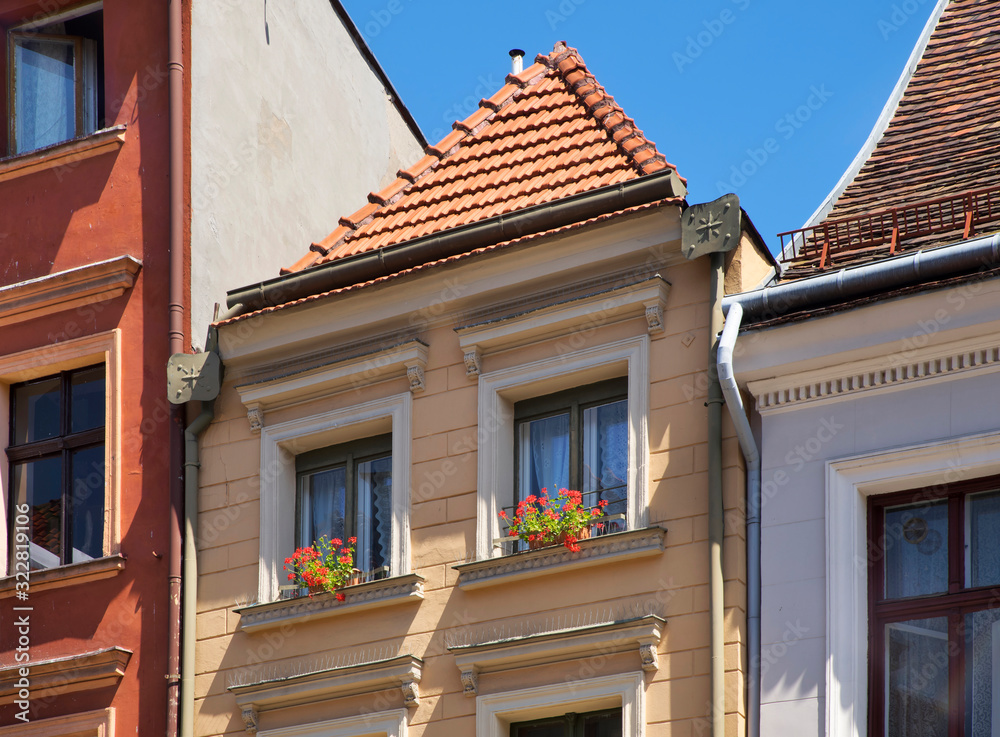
left=867, top=475, right=1000, bottom=737
left=513, top=377, right=628, bottom=502
left=510, top=707, right=622, bottom=737
left=6, top=364, right=105, bottom=570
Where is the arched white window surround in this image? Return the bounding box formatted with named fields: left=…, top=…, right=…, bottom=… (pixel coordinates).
left=475, top=335, right=650, bottom=559
left=257, top=393, right=411, bottom=602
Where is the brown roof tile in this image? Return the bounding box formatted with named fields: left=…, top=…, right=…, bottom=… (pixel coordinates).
left=283, top=41, right=684, bottom=274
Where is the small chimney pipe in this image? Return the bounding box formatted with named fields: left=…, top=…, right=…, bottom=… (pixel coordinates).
left=509, top=48, right=525, bottom=74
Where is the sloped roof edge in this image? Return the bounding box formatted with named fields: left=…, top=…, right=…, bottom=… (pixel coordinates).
left=802, top=0, right=949, bottom=231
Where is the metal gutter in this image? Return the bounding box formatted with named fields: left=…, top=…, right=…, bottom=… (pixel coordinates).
left=226, top=169, right=687, bottom=313
left=327, top=0, right=427, bottom=149
left=716, top=302, right=761, bottom=737
left=724, top=232, right=1000, bottom=324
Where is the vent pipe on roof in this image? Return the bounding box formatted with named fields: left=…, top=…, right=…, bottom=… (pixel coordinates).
left=509, top=48, right=525, bottom=74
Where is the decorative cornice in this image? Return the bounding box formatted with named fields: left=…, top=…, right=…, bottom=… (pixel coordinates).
left=0, top=647, right=131, bottom=703
left=235, top=573, right=424, bottom=633
left=229, top=654, right=422, bottom=732
left=448, top=615, right=664, bottom=695
left=236, top=340, right=428, bottom=412
left=0, top=255, right=140, bottom=328
left=456, top=277, right=670, bottom=363
left=0, top=125, right=126, bottom=184
left=454, top=527, right=667, bottom=590
left=748, top=335, right=1000, bottom=413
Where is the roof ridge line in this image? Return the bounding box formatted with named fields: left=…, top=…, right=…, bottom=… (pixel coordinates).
left=542, top=41, right=670, bottom=177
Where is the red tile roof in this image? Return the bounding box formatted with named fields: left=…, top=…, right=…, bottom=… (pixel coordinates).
left=284, top=42, right=684, bottom=275
left=780, top=0, right=1000, bottom=278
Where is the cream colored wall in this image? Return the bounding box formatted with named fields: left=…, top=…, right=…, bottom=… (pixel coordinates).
left=193, top=225, right=749, bottom=736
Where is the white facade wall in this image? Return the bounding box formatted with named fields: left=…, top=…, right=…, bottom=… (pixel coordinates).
left=189, top=0, right=424, bottom=343
left=734, top=276, right=1000, bottom=737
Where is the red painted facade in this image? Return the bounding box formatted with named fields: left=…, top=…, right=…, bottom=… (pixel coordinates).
left=0, top=0, right=182, bottom=733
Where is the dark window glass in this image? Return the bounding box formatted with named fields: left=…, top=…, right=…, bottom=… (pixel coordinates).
left=510, top=709, right=621, bottom=737
left=7, top=366, right=105, bottom=571
left=296, top=434, right=392, bottom=575
left=869, top=478, right=1000, bottom=736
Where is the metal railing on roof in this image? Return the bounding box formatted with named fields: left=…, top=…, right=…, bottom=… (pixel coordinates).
left=778, top=186, right=1000, bottom=269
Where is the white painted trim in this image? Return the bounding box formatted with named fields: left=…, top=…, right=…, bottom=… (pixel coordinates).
left=237, top=341, right=427, bottom=414
left=475, top=335, right=650, bottom=559
left=748, top=333, right=1000, bottom=414
left=826, top=430, right=1000, bottom=737
left=456, top=277, right=669, bottom=357
left=258, top=393, right=411, bottom=602
left=259, top=708, right=407, bottom=737
left=0, top=330, right=121, bottom=574
left=0, top=707, right=114, bottom=736
left=476, top=672, right=644, bottom=737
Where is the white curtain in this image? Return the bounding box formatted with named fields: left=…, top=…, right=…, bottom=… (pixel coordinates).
left=524, top=413, right=569, bottom=498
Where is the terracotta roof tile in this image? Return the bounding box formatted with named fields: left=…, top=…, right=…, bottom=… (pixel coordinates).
left=283, top=42, right=684, bottom=276
left=781, top=0, right=1000, bottom=278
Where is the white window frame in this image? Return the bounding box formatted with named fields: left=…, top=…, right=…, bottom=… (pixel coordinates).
left=476, top=672, right=644, bottom=737
left=0, top=330, right=121, bottom=574
left=259, top=709, right=406, bottom=737
left=475, top=335, right=649, bottom=559
left=826, top=429, right=1000, bottom=737
left=257, top=393, right=411, bottom=602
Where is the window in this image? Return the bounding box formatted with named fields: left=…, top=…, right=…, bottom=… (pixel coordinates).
left=475, top=336, right=649, bottom=558
left=868, top=476, right=1000, bottom=737
left=8, top=3, right=104, bottom=155
left=296, top=433, right=392, bottom=574
left=510, top=709, right=622, bottom=737
left=514, top=378, right=628, bottom=521
left=6, top=365, right=105, bottom=571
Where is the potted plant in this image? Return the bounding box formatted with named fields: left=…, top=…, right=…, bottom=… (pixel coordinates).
left=283, top=536, right=361, bottom=600
left=500, top=488, right=608, bottom=552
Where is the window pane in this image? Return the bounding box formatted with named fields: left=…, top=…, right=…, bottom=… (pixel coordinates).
left=583, top=398, right=628, bottom=520
left=12, top=457, right=63, bottom=569
left=70, top=367, right=105, bottom=434
left=884, top=500, right=948, bottom=599
left=71, top=446, right=105, bottom=562
left=356, top=454, right=392, bottom=572
left=966, top=608, right=1000, bottom=737
left=520, top=412, right=570, bottom=499
left=968, top=490, right=1000, bottom=588
left=886, top=616, right=949, bottom=737
left=298, top=466, right=346, bottom=547
left=13, top=377, right=61, bottom=444
left=14, top=36, right=77, bottom=152
left=511, top=718, right=565, bottom=737
left=582, top=710, right=622, bottom=737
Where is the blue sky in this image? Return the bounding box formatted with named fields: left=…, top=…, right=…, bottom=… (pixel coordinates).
left=340, top=0, right=937, bottom=254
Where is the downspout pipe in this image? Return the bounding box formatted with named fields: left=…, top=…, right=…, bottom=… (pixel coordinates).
left=723, top=232, right=1000, bottom=322
left=167, top=0, right=185, bottom=735
left=707, top=251, right=726, bottom=737
left=226, top=169, right=686, bottom=313
left=181, top=400, right=213, bottom=737
left=717, top=302, right=761, bottom=737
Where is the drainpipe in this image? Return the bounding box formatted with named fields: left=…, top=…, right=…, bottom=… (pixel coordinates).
left=717, top=302, right=760, bottom=737
left=167, top=0, right=185, bottom=733
left=707, top=251, right=726, bottom=737
left=682, top=194, right=742, bottom=737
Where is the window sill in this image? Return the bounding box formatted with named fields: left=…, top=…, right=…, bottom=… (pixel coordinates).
left=453, top=527, right=667, bottom=591
left=0, top=125, right=127, bottom=184
left=235, top=573, right=424, bottom=633
left=0, top=554, right=126, bottom=598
